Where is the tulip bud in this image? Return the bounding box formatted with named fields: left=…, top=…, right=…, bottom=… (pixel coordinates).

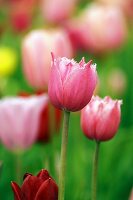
left=11, top=169, right=58, bottom=200
left=48, top=55, right=97, bottom=112
left=81, top=96, right=122, bottom=141
left=22, top=29, right=73, bottom=89
left=0, top=94, right=48, bottom=150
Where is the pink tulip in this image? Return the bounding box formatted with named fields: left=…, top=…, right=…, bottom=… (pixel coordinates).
left=97, top=0, right=133, bottom=18
left=129, top=189, right=133, bottom=200
left=65, top=4, right=127, bottom=53
left=41, top=0, right=78, bottom=24
left=81, top=96, right=122, bottom=141
left=0, top=94, right=48, bottom=150
left=48, top=55, right=97, bottom=112
left=22, top=29, right=73, bottom=89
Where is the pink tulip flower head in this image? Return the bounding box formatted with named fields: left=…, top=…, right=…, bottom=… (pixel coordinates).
left=0, top=94, right=48, bottom=151
left=65, top=4, right=127, bottom=53
left=97, top=0, right=133, bottom=18
left=81, top=96, right=122, bottom=141
left=82, top=4, right=127, bottom=53
left=41, top=0, right=78, bottom=24
left=48, top=54, right=97, bottom=112
left=22, top=29, right=73, bottom=89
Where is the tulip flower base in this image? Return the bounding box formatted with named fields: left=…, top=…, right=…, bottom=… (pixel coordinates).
left=58, top=111, right=70, bottom=200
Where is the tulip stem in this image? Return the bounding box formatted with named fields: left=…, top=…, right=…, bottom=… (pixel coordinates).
left=58, top=111, right=70, bottom=200
left=91, top=141, right=100, bottom=200
left=15, top=151, right=22, bottom=185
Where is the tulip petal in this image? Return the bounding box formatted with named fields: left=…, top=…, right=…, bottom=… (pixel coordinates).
left=63, top=65, right=97, bottom=111
left=35, top=178, right=58, bottom=200
left=37, top=169, right=50, bottom=181
left=11, top=181, right=23, bottom=200
left=21, top=175, right=44, bottom=199
left=96, top=101, right=121, bottom=141
left=48, top=64, right=63, bottom=110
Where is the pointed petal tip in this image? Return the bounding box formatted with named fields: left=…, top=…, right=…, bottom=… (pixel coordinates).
left=23, top=172, right=32, bottom=180
left=116, top=99, right=123, bottom=106
left=51, top=52, right=55, bottom=62
left=37, top=169, right=49, bottom=178
left=86, top=59, right=94, bottom=68
left=79, top=57, right=85, bottom=66
left=11, top=181, right=23, bottom=200
left=11, top=181, right=17, bottom=187
left=91, top=63, right=97, bottom=70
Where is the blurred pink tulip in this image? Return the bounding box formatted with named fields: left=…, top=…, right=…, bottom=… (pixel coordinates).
left=0, top=94, right=48, bottom=150
left=65, top=4, right=127, bottom=53
left=129, top=189, right=133, bottom=200
left=48, top=55, right=97, bottom=112
left=81, top=96, right=122, bottom=141
left=22, top=29, right=73, bottom=89
left=41, top=0, right=78, bottom=24
left=97, top=0, right=133, bottom=18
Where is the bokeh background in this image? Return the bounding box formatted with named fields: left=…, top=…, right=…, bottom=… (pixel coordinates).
left=0, top=0, right=133, bottom=199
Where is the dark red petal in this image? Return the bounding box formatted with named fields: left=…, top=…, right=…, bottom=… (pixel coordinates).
left=21, top=175, right=44, bottom=200
left=23, top=173, right=32, bottom=180
left=37, top=105, right=50, bottom=142
left=11, top=181, right=23, bottom=200
left=55, top=108, right=62, bottom=132
left=37, top=169, right=50, bottom=181
left=35, top=178, right=58, bottom=200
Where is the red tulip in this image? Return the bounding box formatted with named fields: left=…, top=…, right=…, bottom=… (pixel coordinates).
left=11, top=169, right=58, bottom=200
left=9, top=0, right=38, bottom=32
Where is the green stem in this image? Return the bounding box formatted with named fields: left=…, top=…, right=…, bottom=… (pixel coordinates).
left=58, top=111, right=70, bottom=200
left=91, top=141, right=100, bottom=200
left=15, top=151, right=22, bottom=184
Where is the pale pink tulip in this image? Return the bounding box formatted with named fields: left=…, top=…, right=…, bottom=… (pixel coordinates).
left=22, top=29, right=73, bottom=89
left=81, top=96, right=122, bottom=141
left=48, top=55, right=97, bottom=112
left=97, top=0, right=133, bottom=18
left=41, top=0, right=78, bottom=24
left=0, top=94, right=48, bottom=150
left=129, top=189, right=133, bottom=200
left=65, top=4, right=127, bottom=53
